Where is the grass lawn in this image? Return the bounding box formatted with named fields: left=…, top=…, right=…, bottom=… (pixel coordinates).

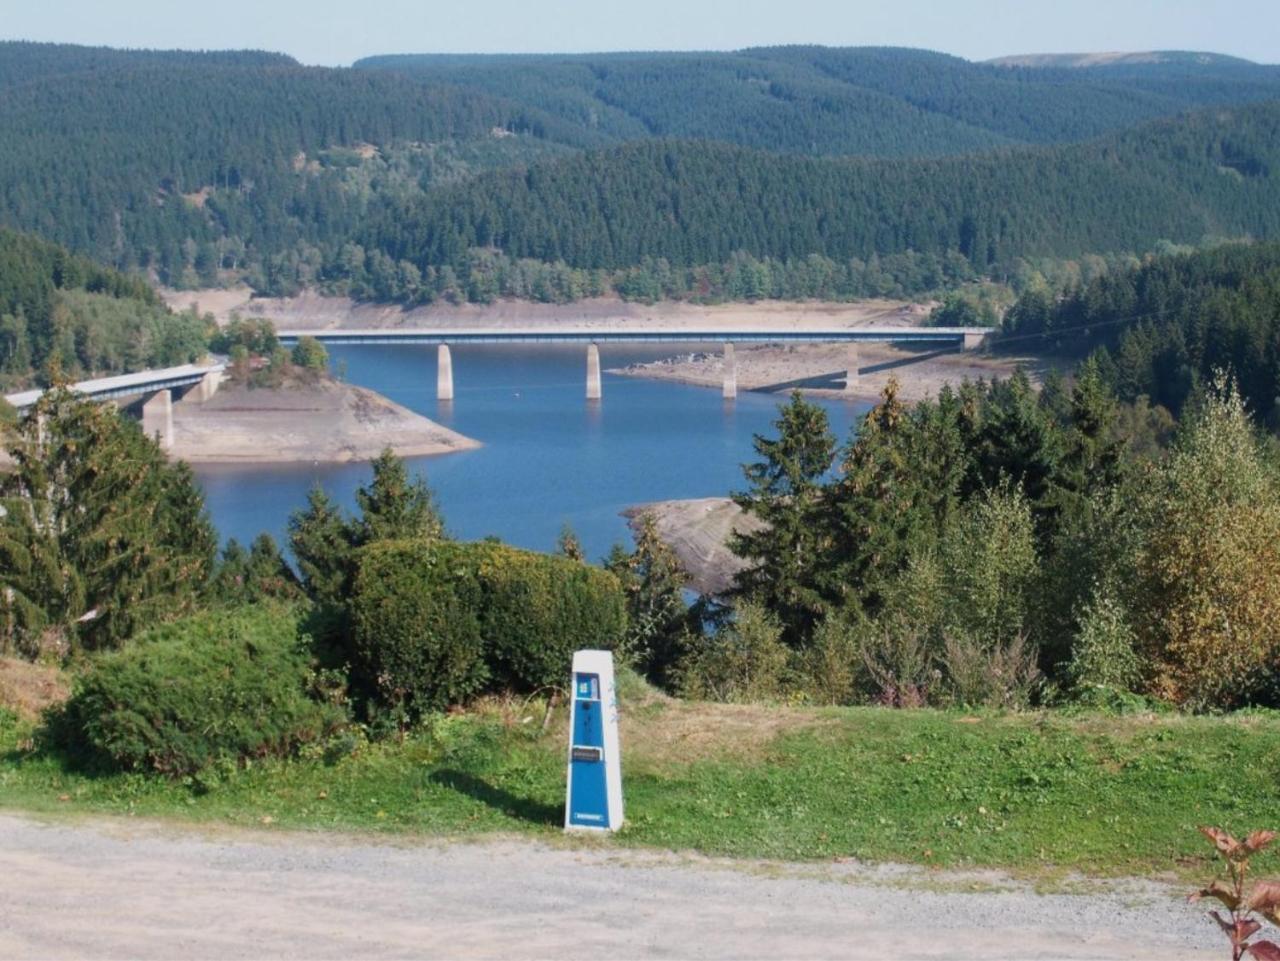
left=3, top=679, right=1279, bottom=880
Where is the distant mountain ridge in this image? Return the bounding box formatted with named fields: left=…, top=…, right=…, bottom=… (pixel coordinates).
left=986, top=51, right=1259, bottom=68
left=1, top=41, right=1279, bottom=298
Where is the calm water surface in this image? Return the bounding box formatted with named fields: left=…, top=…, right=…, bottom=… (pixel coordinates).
left=196, top=344, right=868, bottom=561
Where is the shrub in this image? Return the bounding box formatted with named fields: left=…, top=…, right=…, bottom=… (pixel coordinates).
left=58, top=605, right=342, bottom=775
left=291, top=336, right=329, bottom=371
left=677, top=601, right=790, bottom=702
left=349, top=539, right=627, bottom=716
left=940, top=632, right=1041, bottom=709
left=1065, top=584, right=1142, bottom=697
left=349, top=541, right=488, bottom=716
left=797, top=616, right=860, bottom=705
left=1128, top=380, right=1280, bottom=708
left=476, top=542, right=626, bottom=691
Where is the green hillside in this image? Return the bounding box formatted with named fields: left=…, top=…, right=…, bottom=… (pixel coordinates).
left=362, top=101, right=1280, bottom=278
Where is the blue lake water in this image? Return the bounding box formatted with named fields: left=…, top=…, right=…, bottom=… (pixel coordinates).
left=195, top=344, right=869, bottom=562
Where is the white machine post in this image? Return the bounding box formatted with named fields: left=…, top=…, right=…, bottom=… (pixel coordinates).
left=565, top=649, right=623, bottom=832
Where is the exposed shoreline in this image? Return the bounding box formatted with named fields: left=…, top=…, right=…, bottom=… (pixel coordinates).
left=160, top=287, right=932, bottom=332
left=624, top=497, right=757, bottom=596
left=168, top=377, right=480, bottom=465
left=611, top=341, right=1044, bottom=405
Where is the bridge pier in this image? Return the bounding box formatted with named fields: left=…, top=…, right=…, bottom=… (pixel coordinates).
left=186, top=368, right=222, bottom=403
left=722, top=343, right=737, bottom=399
left=437, top=345, right=454, bottom=402
left=845, top=344, right=860, bottom=393
left=963, top=330, right=988, bottom=351
left=586, top=344, right=602, bottom=400
left=142, top=389, right=174, bottom=450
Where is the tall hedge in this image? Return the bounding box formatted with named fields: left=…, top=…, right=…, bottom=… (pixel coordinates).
left=59, top=604, right=342, bottom=775
left=475, top=543, right=627, bottom=690
left=349, top=540, right=488, bottom=713
left=349, top=539, right=626, bottom=714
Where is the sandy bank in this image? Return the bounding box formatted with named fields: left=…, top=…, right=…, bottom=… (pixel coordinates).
left=170, top=378, right=479, bottom=464
left=160, top=287, right=930, bottom=332
left=613, top=341, right=1046, bottom=404
left=624, top=497, right=759, bottom=596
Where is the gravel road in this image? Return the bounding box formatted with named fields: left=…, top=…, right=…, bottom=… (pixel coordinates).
left=0, top=813, right=1219, bottom=959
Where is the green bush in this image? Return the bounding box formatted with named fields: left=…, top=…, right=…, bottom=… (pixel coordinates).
left=348, top=539, right=626, bottom=716
left=677, top=602, right=791, bottom=703
left=58, top=605, right=342, bottom=775
left=349, top=540, right=488, bottom=716
left=475, top=542, right=626, bottom=691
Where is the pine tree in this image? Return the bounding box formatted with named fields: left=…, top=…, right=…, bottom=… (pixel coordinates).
left=288, top=483, right=355, bottom=605
left=821, top=378, right=939, bottom=618
left=730, top=391, right=836, bottom=643
left=354, top=448, right=444, bottom=545
left=0, top=388, right=214, bottom=652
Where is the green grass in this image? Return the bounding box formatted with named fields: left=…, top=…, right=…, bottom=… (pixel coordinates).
left=3, top=693, right=1279, bottom=879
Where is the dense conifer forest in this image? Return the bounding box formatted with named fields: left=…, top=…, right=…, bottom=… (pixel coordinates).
left=0, top=41, right=1279, bottom=300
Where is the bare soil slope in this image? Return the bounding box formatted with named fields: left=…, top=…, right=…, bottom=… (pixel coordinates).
left=171, top=379, right=479, bottom=464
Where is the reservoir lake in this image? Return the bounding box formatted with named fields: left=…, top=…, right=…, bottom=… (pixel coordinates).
left=196, top=344, right=869, bottom=562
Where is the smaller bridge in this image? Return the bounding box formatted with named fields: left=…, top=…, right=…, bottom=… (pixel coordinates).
left=4, top=361, right=226, bottom=449
left=277, top=326, right=992, bottom=401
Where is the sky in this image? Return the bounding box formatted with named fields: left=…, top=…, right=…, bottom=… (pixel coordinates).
left=3, top=0, right=1278, bottom=67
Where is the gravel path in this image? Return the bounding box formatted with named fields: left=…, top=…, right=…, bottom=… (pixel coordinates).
left=0, top=813, right=1219, bottom=959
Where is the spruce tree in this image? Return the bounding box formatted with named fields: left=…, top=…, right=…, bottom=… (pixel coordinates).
left=0, top=388, right=214, bottom=652
left=288, top=483, right=355, bottom=606
left=730, top=391, right=836, bottom=643
left=354, top=448, right=444, bottom=545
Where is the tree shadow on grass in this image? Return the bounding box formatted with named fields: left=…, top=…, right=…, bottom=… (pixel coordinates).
left=429, top=769, right=562, bottom=827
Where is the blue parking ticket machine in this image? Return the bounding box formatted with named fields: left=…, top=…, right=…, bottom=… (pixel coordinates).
left=565, top=650, right=623, bottom=832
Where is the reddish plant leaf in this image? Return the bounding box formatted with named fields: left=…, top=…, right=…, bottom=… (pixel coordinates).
left=1202, top=826, right=1244, bottom=859
left=1249, top=881, right=1280, bottom=917
left=1192, top=880, right=1242, bottom=911
left=1239, top=919, right=1264, bottom=943
left=1248, top=832, right=1279, bottom=855
left=1212, top=910, right=1237, bottom=936
left=1248, top=941, right=1280, bottom=961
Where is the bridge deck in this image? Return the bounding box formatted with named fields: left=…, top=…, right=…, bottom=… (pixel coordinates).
left=277, top=326, right=988, bottom=346
left=4, top=361, right=225, bottom=411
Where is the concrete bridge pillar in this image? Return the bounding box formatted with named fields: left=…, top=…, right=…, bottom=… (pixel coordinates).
left=437, top=344, right=454, bottom=402
left=963, top=330, right=988, bottom=351
left=586, top=344, right=602, bottom=400
left=142, top=389, right=174, bottom=450
left=187, top=368, right=222, bottom=404
left=845, top=343, right=860, bottom=393
left=722, top=343, right=737, bottom=400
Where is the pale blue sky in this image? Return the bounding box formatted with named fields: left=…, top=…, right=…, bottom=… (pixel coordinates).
left=4, top=0, right=1278, bottom=67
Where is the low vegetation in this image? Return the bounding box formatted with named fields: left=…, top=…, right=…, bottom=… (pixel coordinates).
left=5, top=683, right=1280, bottom=878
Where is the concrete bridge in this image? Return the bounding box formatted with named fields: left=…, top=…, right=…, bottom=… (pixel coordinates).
left=278, top=326, right=992, bottom=401
left=3, top=361, right=226, bottom=450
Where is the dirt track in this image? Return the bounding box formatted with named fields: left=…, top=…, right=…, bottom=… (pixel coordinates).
left=0, top=813, right=1218, bottom=959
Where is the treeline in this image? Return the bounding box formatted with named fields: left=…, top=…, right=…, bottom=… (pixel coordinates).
left=0, top=229, right=208, bottom=388
left=1003, top=242, right=1280, bottom=422
left=363, top=102, right=1280, bottom=282
left=357, top=45, right=1280, bottom=154
left=717, top=369, right=1275, bottom=712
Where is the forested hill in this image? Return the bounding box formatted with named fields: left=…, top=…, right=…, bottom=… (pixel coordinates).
left=0, top=229, right=206, bottom=389
left=355, top=45, right=1280, bottom=154
left=0, top=41, right=297, bottom=88
left=1002, top=242, right=1280, bottom=422
left=2, top=41, right=1279, bottom=301
left=362, top=100, right=1280, bottom=277
left=0, top=42, right=577, bottom=287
